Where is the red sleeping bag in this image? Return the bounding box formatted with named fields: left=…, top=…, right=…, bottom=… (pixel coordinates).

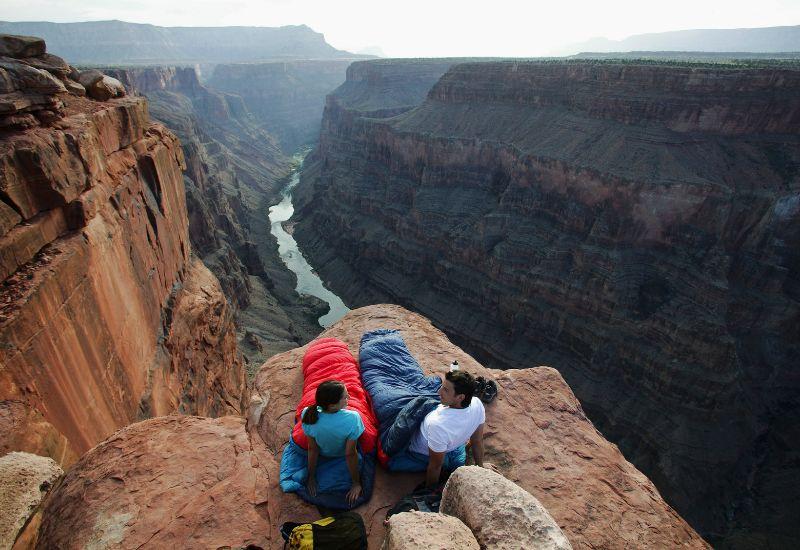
left=291, top=338, right=384, bottom=463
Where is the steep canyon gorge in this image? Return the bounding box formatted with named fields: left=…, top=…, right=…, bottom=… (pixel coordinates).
left=293, top=59, right=800, bottom=547
left=0, top=40, right=248, bottom=467
left=1, top=25, right=796, bottom=549
left=103, top=63, right=353, bottom=367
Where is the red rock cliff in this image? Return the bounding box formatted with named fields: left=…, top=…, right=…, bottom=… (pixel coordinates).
left=0, top=38, right=247, bottom=466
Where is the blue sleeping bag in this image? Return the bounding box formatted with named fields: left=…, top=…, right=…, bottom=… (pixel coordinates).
left=279, top=439, right=376, bottom=509
left=359, top=329, right=466, bottom=465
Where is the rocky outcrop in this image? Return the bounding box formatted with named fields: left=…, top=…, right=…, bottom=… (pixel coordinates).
left=0, top=21, right=357, bottom=65
left=36, top=415, right=278, bottom=549
left=0, top=37, right=247, bottom=465
left=441, top=466, right=572, bottom=550
left=105, top=66, right=326, bottom=368
left=293, top=60, right=800, bottom=546
left=0, top=452, right=62, bottom=549
left=0, top=35, right=72, bottom=131
left=209, top=60, right=355, bottom=152
left=382, top=511, right=479, bottom=550
left=250, top=304, right=706, bottom=549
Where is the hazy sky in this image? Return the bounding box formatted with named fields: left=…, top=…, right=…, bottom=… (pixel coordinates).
left=2, top=0, right=799, bottom=56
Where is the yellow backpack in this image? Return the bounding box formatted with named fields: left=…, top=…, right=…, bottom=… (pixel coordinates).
left=281, top=512, right=366, bottom=550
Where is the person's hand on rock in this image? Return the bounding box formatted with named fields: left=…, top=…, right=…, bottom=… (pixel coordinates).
left=346, top=482, right=362, bottom=506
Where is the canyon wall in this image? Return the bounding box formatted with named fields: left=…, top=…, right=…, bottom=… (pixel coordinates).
left=0, top=40, right=248, bottom=466
left=209, top=60, right=358, bottom=152
left=293, top=60, right=800, bottom=547
left=106, top=66, right=326, bottom=368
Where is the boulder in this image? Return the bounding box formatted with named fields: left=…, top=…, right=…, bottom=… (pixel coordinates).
left=76, top=68, right=103, bottom=88
left=37, top=416, right=279, bottom=549
left=0, top=452, right=63, bottom=549
left=0, top=60, right=66, bottom=94
left=0, top=35, right=46, bottom=58
left=18, top=53, right=71, bottom=79
left=441, top=466, right=572, bottom=550
left=85, top=75, right=126, bottom=101
left=382, top=511, right=479, bottom=550
left=62, top=78, right=85, bottom=96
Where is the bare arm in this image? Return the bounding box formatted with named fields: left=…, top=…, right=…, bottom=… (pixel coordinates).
left=469, top=423, right=486, bottom=466
left=345, top=439, right=362, bottom=505
left=469, top=423, right=499, bottom=472
left=425, top=449, right=445, bottom=487
left=345, top=439, right=360, bottom=485
left=306, top=436, right=319, bottom=495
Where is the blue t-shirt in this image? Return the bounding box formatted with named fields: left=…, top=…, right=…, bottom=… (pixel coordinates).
left=301, top=407, right=365, bottom=457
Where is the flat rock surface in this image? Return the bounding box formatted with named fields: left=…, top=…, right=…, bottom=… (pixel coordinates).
left=252, top=304, right=707, bottom=549
left=0, top=451, right=62, bottom=549
left=441, top=466, right=571, bottom=550
left=37, top=416, right=279, bottom=549
left=383, top=511, right=478, bottom=550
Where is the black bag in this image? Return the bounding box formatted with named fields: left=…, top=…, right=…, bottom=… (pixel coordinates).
left=475, top=376, right=498, bottom=404
left=280, top=511, right=367, bottom=550
left=385, top=486, right=443, bottom=521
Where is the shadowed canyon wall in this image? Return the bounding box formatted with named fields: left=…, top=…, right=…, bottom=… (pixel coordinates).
left=0, top=42, right=248, bottom=467
left=208, top=60, right=355, bottom=152
left=106, top=66, right=327, bottom=367
left=293, top=60, right=800, bottom=547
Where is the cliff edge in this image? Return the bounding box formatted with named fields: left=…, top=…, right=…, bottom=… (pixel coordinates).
left=0, top=35, right=247, bottom=467
left=34, top=304, right=706, bottom=549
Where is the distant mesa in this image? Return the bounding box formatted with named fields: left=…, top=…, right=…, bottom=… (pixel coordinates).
left=556, top=24, right=800, bottom=56
left=0, top=20, right=369, bottom=65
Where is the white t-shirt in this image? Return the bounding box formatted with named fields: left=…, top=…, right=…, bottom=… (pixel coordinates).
left=408, top=397, right=486, bottom=455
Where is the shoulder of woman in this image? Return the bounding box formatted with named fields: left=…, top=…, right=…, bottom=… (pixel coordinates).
left=340, top=409, right=360, bottom=420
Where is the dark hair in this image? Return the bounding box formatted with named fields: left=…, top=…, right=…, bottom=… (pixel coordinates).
left=445, top=370, right=476, bottom=407
left=302, top=380, right=346, bottom=424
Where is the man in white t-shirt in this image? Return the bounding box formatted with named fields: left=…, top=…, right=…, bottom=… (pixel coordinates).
left=404, top=370, right=495, bottom=487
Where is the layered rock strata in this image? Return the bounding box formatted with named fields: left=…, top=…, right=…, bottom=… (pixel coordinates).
left=0, top=38, right=247, bottom=465
left=251, top=304, right=706, bottom=549
left=0, top=35, right=72, bottom=131
left=106, top=66, right=326, bottom=368
left=293, top=60, right=800, bottom=546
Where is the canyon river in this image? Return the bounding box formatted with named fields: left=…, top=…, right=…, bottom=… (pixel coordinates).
left=269, top=155, right=350, bottom=327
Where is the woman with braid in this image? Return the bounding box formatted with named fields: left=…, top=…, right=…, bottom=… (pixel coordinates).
left=301, top=380, right=365, bottom=506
